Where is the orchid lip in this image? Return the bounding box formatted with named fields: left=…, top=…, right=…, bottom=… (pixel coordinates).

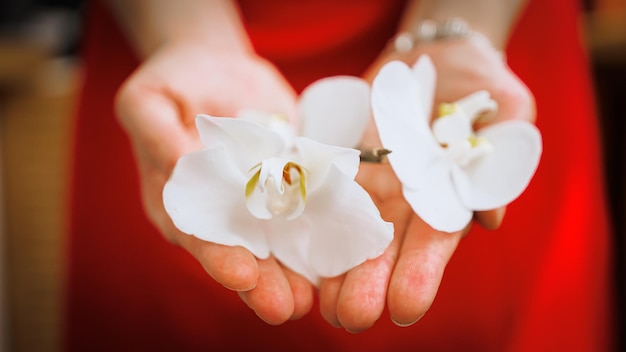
left=433, top=102, right=494, bottom=167
left=245, top=158, right=307, bottom=220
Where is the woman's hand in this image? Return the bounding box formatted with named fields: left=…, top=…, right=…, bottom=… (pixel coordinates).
left=318, top=34, right=535, bottom=331
left=115, top=42, right=314, bottom=325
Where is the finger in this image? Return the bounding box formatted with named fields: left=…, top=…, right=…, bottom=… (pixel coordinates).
left=177, top=233, right=260, bottom=291
left=115, top=78, right=199, bottom=173
left=387, top=216, right=463, bottom=326
left=496, top=73, right=536, bottom=124
left=474, top=207, right=506, bottom=230
left=323, top=198, right=410, bottom=332
left=280, top=265, right=314, bottom=320
left=334, top=251, right=396, bottom=333
left=237, top=257, right=295, bottom=325
left=318, top=275, right=345, bottom=328
left=136, top=160, right=261, bottom=292
left=474, top=74, right=536, bottom=130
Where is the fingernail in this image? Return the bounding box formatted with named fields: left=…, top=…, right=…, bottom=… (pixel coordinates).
left=391, top=314, right=424, bottom=327
left=226, top=282, right=256, bottom=292
left=345, top=324, right=373, bottom=334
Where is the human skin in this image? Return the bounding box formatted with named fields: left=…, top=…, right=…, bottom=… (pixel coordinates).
left=108, top=0, right=532, bottom=331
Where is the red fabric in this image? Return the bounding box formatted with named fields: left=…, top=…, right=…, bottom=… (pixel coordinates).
left=63, top=0, right=615, bottom=351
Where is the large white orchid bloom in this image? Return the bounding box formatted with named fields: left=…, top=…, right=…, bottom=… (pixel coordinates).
left=163, top=78, right=393, bottom=285
left=371, top=56, right=542, bottom=233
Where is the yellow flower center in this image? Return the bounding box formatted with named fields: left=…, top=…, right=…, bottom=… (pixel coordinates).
left=438, top=102, right=458, bottom=117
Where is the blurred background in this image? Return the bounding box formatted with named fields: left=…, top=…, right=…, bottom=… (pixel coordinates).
left=0, top=1, right=624, bottom=351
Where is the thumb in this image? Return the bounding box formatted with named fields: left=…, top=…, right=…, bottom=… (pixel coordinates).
left=115, top=79, right=200, bottom=175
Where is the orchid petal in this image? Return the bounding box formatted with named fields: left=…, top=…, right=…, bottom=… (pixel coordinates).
left=451, top=120, right=542, bottom=210
left=402, top=160, right=474, bottom=233
left=195, top=114, right=285, bottom=172
left=267, top=165, right=393, bottom=280
left=372, top=60, right=443, bottom=186
left=163, top=147, right=271, bottom=258
left=412, top=56, right=437, bottom=121
left=264, top=217, right=321, bottom=286
left=294, top=137, right=360, bottom=191
left=298, top=76, right=371, bottom=148
left=306, top=166, right=393, bottom=277
left=237, top=109, right=296, bottom=148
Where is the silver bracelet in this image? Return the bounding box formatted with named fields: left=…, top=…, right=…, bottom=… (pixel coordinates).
left=393, top=18, right=473, bottom=53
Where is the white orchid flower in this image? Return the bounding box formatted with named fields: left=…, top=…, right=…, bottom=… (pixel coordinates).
left=371, top=56, right=542, bottom=233
left=163, top=77, right=393, bottom=285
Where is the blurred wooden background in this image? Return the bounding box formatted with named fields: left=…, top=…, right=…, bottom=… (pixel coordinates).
left=1, top=39, right=76, bottom=352
left=0, top=1, right=625, bottom=352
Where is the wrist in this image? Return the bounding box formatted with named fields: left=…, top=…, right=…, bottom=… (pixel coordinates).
left=159, top=33, right=253, bottom=59
left=384, top=18, right=503, bottom=65
left=108, top=0, right=254, bottom=59
left=398, top=0, right=528, bottom=51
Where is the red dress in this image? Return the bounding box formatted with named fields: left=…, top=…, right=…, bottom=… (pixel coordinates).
left=64, top=0, right=614, bottom=351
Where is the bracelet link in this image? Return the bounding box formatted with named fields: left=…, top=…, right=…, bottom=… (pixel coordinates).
left=392, top=18, right=473, bottom=53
